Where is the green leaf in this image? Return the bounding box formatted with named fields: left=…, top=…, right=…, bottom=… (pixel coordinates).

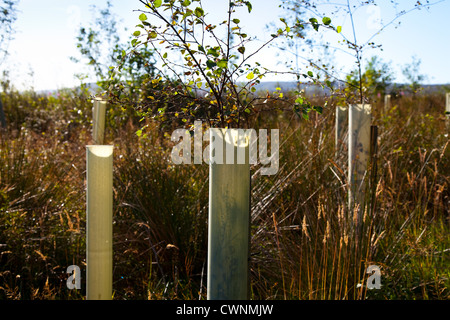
left=181, top=0, right=191, bottom=6
left=322, top=17, right=331, bottom=26
left=309, top=17, right=319, bottom=31
left=194, top=7, right=204, bottom=17
left=154, top=0, right=162, bottom=8
left=232, top=18, right=240, bottom=24
left=295, top=97, right=303, bottom=104
left=246, top=72, right=254, bottom=80
left=207, top=47, right=220, bottom=57
left=337, top=25, right=342, bottom=33
left=206, top=60, right=216, bottom=69
left=217, top=60, right=228, bottom=69
left=238, top=46, right=245, bottom=54
left=245, top=1, right=252, bottom=13
left=307, top=71, right=314, bottom=77
left=313, top=106, right=323, bottom=114
left=149, top=31, right=157, bottom=39
left=139, top=13, right=148, bottom=21
left=163, top=52, right=168, bottom=59
left=133, top=30, right=141, bottom=37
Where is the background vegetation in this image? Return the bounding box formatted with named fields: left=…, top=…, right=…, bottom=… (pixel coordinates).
left=0, top=76, right=448, bottom=300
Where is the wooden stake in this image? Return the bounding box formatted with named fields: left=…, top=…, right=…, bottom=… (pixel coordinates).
left=446, top=93, right=450, bottom=119
left=369, top=125, right=378, bottom=213
left=0, top=97, right=6, bottom=128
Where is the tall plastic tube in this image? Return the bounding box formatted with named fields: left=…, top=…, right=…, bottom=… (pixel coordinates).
left=348, top=104, right=371, bottom=225
left=207, top=129, right=251, bottom=300
left=92, top=98, right=107, bottom=145
left=335, top=106, right=348, bottom=154
left=384, top=94, right=391, bottom=113
left=86, top=145, right=113, bottom=300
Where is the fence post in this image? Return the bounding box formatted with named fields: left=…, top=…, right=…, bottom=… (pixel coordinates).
left=86, top=145, right=113, bottom=300
left=446, top=93, right=450, bottom=119
left=348, top=104, right=372, bottom=227
left=207, top=128, right=251, bottom=300
left=0, top=97, right=6, bottom=129
left=384, top=94, right=391, bottom=113
left=369, top=125, right=378, bottom=214
left=92, top=98, right=107, bottom=144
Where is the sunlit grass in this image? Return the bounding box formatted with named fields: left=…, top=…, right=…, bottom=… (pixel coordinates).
left=0, top=86, right=448, bottom=299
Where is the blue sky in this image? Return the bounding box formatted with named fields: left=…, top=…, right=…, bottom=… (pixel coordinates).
left=2, top=0, right=449, bottom=91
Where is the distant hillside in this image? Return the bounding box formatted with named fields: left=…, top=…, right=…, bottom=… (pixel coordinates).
left=37, top=81, right=449, bottom=97
left=249, top=81, right=450, bottom=95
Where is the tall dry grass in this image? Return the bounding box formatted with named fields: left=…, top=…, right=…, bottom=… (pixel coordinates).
left=0, top=85, right=448, bottom=299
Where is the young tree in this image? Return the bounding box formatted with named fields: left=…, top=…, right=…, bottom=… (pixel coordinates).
left=401, top=55, right=427, bottom=95
left=0, top=0, right=19, bottom=128
left=72, top=1, right=158, bottom=90
left=0, top=0, right=18, bottom=65
left=279, top=0, right=445, bottom=104
left=345, top=56, right=394, bottom=102
left=72, top=1, right=121, bottom=84
left=72, top=1, right=159, bottom=126
left=131, top=0, right=334, bottom=128
left=275, top=0, right=339, bottom=87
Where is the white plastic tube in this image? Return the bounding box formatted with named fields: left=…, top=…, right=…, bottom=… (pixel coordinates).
left=384, top=94, right=391, bottom=113
left=348, top=104, right=371, bottom=222
left=335, top=106, right=348, bottom=154
left=207, top=129, right=251, bottom=300
left=92, top=98, right=107, bottom=144
left=86, top=145, right=113, bottom=300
